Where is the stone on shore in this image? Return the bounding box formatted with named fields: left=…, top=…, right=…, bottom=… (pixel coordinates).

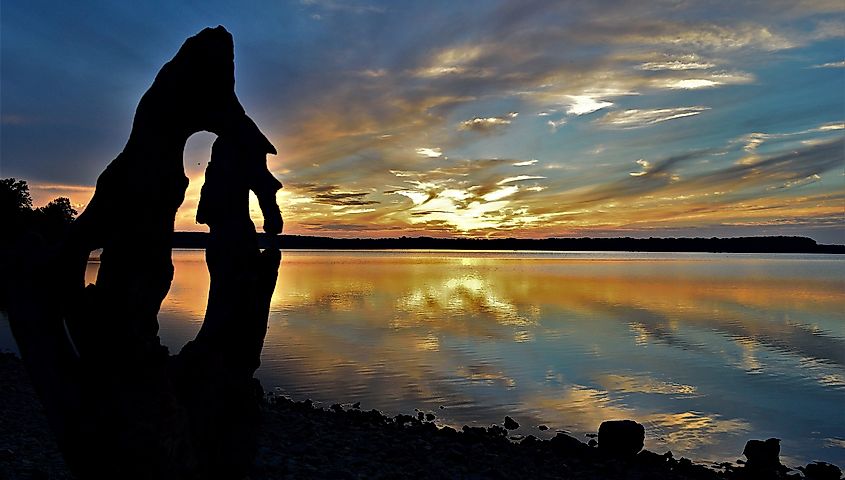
left=800, top=461, right=842, bottom=480
left=742, top=438, right=781, bottom=471
left=598, top=420, right=645, bottom=457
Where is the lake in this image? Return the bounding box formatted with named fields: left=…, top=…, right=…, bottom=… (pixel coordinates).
left=2, top=250, right=843, bottom=466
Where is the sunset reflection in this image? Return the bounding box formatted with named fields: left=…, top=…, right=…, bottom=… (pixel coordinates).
left=150, top=250, right=844, bottom=465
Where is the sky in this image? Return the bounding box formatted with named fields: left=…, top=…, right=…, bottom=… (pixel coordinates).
left=1, top=0, right=843, bottom=242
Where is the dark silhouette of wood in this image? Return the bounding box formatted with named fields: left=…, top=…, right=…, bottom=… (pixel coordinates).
left=6, top=26, right=281, bottom=479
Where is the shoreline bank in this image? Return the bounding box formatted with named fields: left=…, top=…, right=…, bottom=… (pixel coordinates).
left=2, top=353, right=840, bottom=479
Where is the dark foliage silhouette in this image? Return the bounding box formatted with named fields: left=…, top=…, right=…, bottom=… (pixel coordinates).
left=4, top=27, right=281, bottom=479
left=0, top=179, right=78, bottom=309
left=0, top=178, right=33, bottom=213
left=0, top=178, right=77, bottom=246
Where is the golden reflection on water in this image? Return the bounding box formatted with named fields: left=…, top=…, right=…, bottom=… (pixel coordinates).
left=145, top=250, right=843, bottom=465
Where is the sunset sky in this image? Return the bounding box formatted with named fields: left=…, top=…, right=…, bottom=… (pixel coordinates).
left=1, top=1, right=843, bottom=242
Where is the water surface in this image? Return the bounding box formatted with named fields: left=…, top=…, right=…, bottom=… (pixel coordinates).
left=2, top=250, right=843, bottom=466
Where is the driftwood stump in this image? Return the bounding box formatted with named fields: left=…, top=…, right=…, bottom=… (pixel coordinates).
left=6, top=26, right=281, bottom=479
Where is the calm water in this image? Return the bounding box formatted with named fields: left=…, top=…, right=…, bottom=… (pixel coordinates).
left=2, top=250, right=843, bottom=466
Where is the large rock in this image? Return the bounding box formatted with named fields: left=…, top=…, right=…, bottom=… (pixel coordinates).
left=742, top=438, right=781, bottom=471
left=597, top=420, right=645, bottom=457
left=801, top=461, right=842, bottom=480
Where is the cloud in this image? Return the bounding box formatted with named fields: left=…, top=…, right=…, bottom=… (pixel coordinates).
left=605, top=22, right=795, bottom=51
left=629, top=159, right=651, bottom=177
left=637, top=54, right=716, bottom=71
left=652, top=71, right=755, bottom=89
left=458, top=112, right=518, bottom=133
left=497, top=175, right=546, bottom=185
left=356, top=68, right=388, bottom=77
left=332, top=207, right=377, bottom=215
left=482, top=186, right=519, bottom=201
left=547, top=118, right=567, bottom=132
left=513, top=159, right=538, bottom=167
left=300, top=0, right=385, bottom=14
left=1, top=114, right=35, bottom=125
left=416, top=147, right=443, bottom=158
left=568, top=136, right=843, bottom=210
left=733, top=121, right=845, bottom=153
left=412, top=44, right=490, bottom=78
left=565, top=95, right=614, bottom=115
left=812, top=60, right=845, bottom=68
left=289, top=183, right=380, bottom=206
left=26, top=182, right=95, bottom=210
left=598, top=106, right=710, bottom=128
left=663, top=79, right=720, bottom=89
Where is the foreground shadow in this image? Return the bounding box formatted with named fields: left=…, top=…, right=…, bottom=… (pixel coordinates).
left=6, top=26, right=280, bottom=479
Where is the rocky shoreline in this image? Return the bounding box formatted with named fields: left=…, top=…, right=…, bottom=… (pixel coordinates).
left=1, top=353, right=840, bottom=479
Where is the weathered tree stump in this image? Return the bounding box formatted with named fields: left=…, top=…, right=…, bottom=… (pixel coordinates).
left=6, top=26, right=281, bottom=479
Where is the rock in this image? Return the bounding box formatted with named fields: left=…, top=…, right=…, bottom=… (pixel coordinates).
left=395, top=414, right=414, bottom=425
left=742, top=438, right=781, bottom=471
left=425, top=413, right=436, bottom=422
left=597, top=420, right=645, bottom=457
left=588, top=439, right=597, bottom=447
left=550, top=432, right=587, bottom=455
left=801, top=461, right=842, bottom=480
left=636, top=450, right=667, bottom=466
left=538, top=425, right=548, bottom=431
left=462, top=425, right=487, bottom=437
left=503, top=416, right=519, bottom=430
left=352, top=402, right=360, bottom=409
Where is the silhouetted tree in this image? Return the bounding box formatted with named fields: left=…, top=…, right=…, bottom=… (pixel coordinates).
left=39, top=197, right=77, bottom=223
left=1, top=178, right=34, bottom=239
left=0, top=177, right=33, bottom=212
left=33, top=197, right=77, bottom=239
left=1, top=179, right=78, bottom=245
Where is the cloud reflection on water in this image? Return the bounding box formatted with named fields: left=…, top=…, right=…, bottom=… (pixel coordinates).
left=148, top=250, right=844, bottom=465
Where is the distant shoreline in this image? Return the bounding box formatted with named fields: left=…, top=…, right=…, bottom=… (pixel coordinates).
left=172, top=232, right=844, bottom=254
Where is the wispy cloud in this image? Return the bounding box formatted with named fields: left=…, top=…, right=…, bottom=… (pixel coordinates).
left=289, top=183, right=380, bottom=206
left=547, top=118, right=567, bottom=132
left=497, top=175, right=546, bottom=185
left=637, top=54, right=716, bottom=71
left=812, top=60, right=845, bottom=68
left=300, top=0, right=385, bottom=14
left=458, top=112, right=518, bottom=133
left=598, top=107, right=710, bottom=128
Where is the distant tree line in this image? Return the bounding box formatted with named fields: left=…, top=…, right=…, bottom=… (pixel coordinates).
left=172, top=232, right=844, bottom=254
left=1, top=178, right=77, bottom=246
